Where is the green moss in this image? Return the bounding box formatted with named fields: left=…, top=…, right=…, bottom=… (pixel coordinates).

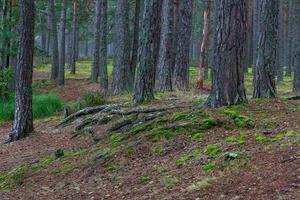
left=191, top=132, right=205, bottom=140
left=285, top=130, right=297, bottom=137
left=202, top=162, right=216, bottom=171
left=225, top=135, right=246, bottom=145
left=288, top=106, right=300, bottom=112
left=110, top=134, right=121, bottom=144
left=153, top=147, right=165, bottom=156
left=130, top=123, right=154, bottom=135
left=223, top=109, right=255, bottom=128
left=176, top=149, right=201, bottom=166
left=255, top=133, right=283, bottom=143
left=206, top=144, right=221, bottom=158
left=223, top=110, right=239, bottom=118
left=140, top=176, right=151, bottom=184
left=198, top=118, right=217, bottom=131
left=173, top=111, right=189, bottom=121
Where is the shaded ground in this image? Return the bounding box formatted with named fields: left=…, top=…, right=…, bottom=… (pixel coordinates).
left=0, top=69, right=299, bottom=200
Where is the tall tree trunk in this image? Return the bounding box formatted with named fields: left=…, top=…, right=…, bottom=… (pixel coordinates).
left=48, top=0, right=59, bottom=80
left=277, top=0, right=285, bottom=83
left=129, top=0, right=141, bottom=86
left=40, top=13, right=47, bottom=51
left=9, top=0, right=35, bottom=142
left=244, top=0, right=253, bottom=72
left=172, top=0, right=194, bottom=91
left=253, top=0, right=278, bottom=98
left=252, top=0, right=260, bottom=70
left=91, top=0, right=101, bottom=83
left=293, top=0, right=300, bottom=94
left=58, top=0, right=67, bottom=86
left=99, top=0, right=108, bottom=92
left=69, top=0, right=77, bottom=74
left=156, top=0, right=174, bottom=92
left=287, top=0, right=294, bottom=76
left=196, top=0, right=211, bottom=92
left=112, top=0, right=131, bottom=94
left=134, top=0, right=162, bottom=104
left=207, top=0, right=247, bottom=108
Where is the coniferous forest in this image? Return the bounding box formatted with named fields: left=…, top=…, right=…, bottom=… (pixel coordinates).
left=0, top=0, right=300, bottom=199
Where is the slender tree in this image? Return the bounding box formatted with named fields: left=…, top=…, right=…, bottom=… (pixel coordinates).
left=156, top=0, right=174, bottom=92
left=134, top=0, right=162, bottom=103
left=9, top=0, right=35, bottom=142
left=277, top=0, right=285, bottom=83
left=69, top=0, right=77, bottom=74
left=58, top=0, right=67, bottom=86
left=293, top=0, right=300, bottom=94
left=196, top=0, right=211, bottom=92
left=253, top=0, right=278, bottom=98
left=129, top=0, right=142, bottom=85
left=172, top=0, right=194, bottom=91
left=112, top=0, right=131, bottom=95
left=99, top=0, right=108, bottom=92
left=91, top=0, right=101, bottom=83
left=207, top=0, right=248, bottom=108
left=48, top=0, right=59, bottom=80
left=287, top=0, right=294, bottom=76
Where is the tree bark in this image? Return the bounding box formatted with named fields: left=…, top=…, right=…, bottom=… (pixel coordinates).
left=287, top=0, right=294, bottom=76
left=253, top=0, right=278, bottom=98
left=133, top=0, right=162, bottom=104
left=156, top=0, right=174, bottom=92
left=172, top=0, right=194, bottom=91
left=129, top=0, right=142, bottom=86
left=196, top=0, right=211, bottom=92
left=207, top=0, right=248, bottom=108
left=112, top=0, right=131, bottom=95
left=293, top=0, right=300, bottom=94
left=99, top=0, right=108, bottom=92
left=9, top=0, right=35, bottom=142
left=48, top=0, right=59, bottom=80
left=69, top=0, right=77, bottom=74
left=91, top=0, right=101, bottom=83
left=58, top=0, right=67, bottom=86
left=277, top=0, right=285, bottom=83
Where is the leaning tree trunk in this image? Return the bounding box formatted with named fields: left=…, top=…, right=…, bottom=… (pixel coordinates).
left=69, top=0, right=77, bottom=74
left=129, top=0, right=142, bottom=86
left=293, top=0, right=300, bottom=94
left=48, top=0, right=59, bottom=80
left=134, top=0, right=162, bottom=104
left=112, top=0, right=131, bottom=95
left=156, top=0, right=174, bottom=92
left=207, top=0, right=248, bottom=108
left=91, top=0, right=101, bottom=83
left=58, top=0, right=67, bottom=86
left=99, top=0, right=108, bottom=92
left=9, top=0, right=35, bottom=142
left=253, top=0, right=278, bottom=98
left=172, top=0, right=194, bottom=91
left=196, top=0, right=211, bottom=92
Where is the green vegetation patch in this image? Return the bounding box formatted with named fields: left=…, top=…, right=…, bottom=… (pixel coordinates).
left=0, top=94, right=64, bottom=121
left=160, top=176, right=179, bottom=189
left=206, top=144, right=221, bottom=158
left=202, top=162, right=216, bottom=171
left=176, top=149, right=201, bottom=166
left=225, top=135, right=246, bottom=145
left=223, top=109, right=255, bottom=128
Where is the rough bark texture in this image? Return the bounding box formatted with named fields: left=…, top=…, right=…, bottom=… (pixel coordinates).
left=58, top=0, right=67, bottom=86
left=293, top=0, right=300, bottom=94
left=276, top=0, right=285, bottom=83
left=112, top=0, right=131, bottom=95
left=133, top=0, right=162, bottom=104
left=287, top=0, right=294, bottom=76
left=99, top=0, right=108, bottom=91
left=196, top=0, right=211, bottom=92
left=207, top=0, right=247, bottom=108
left=252, top=0, right=260, bottom=69
left=48, top=0, right=59, bottom=80
left=69, top=0, right=77, bottom=74
left=156, top=0, right=174, bottom=92
left=129, top=0, right=141, bottom=85
left=253, top=0, right=278, bottom=98
left=9, top=0, right=35, bottom=142
left=91, top=0, right=101, bottom=83
left=172, top=0, right=193, bottom=91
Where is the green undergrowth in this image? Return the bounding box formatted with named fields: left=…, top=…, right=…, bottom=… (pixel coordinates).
left=223, top=109, right=255, bottom=128
left=0, top=93, right=64, bottom=121
left=176, top=149, right=202, bottom=166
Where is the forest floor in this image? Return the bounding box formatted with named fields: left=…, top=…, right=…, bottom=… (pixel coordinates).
left=0, top=63, right=299, bottom=200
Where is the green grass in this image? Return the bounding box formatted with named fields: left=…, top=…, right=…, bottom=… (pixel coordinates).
left=0, top=94, right=64, bottom=122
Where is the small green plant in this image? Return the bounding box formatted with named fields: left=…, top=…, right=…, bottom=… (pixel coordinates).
left=206, top=144, right=221, bottom=158
left=202, top=162, right=216, bottom=171
left=173, top=111, right=189, bottom=121
left=225, top=135, right=246, bottom=145
left=153, top=147, right=165, bottom=156
left=191, top=132, right=205, bottom=140
left=140, top=176, right=151, bottom=184
left=110, top=134, right=121, bottom=144
left=176, top=149, right=201, bottom=166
